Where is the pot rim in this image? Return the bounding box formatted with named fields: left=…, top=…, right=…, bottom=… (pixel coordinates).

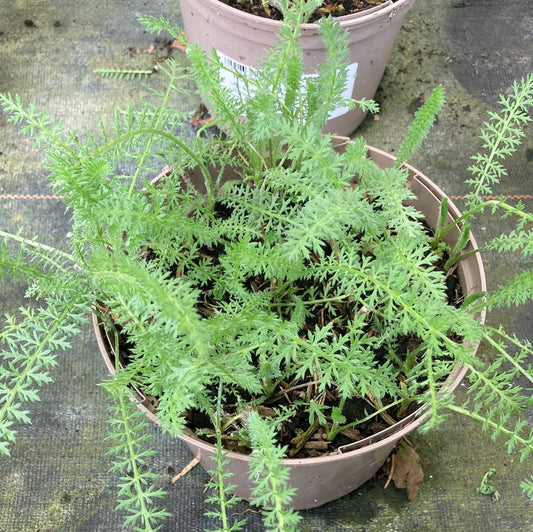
left=184, top=0, right=414, bottom=31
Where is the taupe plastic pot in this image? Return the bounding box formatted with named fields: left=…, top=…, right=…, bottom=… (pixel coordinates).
left=179, top=0, right=415, bottom=136
left=93, top=142, right=486, bottom=510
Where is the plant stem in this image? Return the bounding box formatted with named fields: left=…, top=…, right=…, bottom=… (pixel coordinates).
left=432, top=198, right=532, bottom=252
left=0, top=229, right=76, bottom=270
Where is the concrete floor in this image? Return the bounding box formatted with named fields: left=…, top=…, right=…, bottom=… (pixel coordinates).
left=0, top=0, right=532, bottom=530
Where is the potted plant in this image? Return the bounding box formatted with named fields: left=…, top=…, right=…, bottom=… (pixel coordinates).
left=179, top=0, right=415, bottom=135
left=1, top=3, right=532, bottom=531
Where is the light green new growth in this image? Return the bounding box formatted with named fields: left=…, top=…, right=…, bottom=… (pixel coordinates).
left=104, top=379, right=170, bottom=531
left=394, top=85, right=445, bottom=167
left=520, top=475, right=533, bottom=499
left=204, top=384, right=245, bottom=532
left=247, top=411, right=301, bottom=532
left=466, top=75, right=533, bottom=205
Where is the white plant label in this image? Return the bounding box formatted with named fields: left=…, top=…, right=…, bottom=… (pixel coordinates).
left=217, top=51, right=358, bottom=120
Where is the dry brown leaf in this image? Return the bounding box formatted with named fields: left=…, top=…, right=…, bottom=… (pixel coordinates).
left=389, top=440, right=424, bottom=500
left=189, top=103, right=213, bottom=127
left=170, top=39, right=187, bottom=52
left=136, top=43, right=156, bottom=54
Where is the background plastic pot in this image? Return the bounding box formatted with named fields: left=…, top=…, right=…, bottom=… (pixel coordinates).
left=93, top=142, right=486, bottom=510
left=179, top=0, right=415, bottom=136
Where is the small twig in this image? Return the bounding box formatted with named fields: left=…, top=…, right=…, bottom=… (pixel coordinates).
left=367, top=391, right=397, bottom=426
left=203, top=474, right=215, bottom=494
left=402, top=435, right=413, bottom=447
left=266, top=379, right=320, bottom=404
left=153, top=165, right=174, bottom=181
left=171, top=451, right=201, bottom=484
left=288, top=419, right=320, bottom=457
left=384, top=452, right=395, bottom=490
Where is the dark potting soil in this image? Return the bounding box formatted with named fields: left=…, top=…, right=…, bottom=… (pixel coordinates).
left=219, top=1, right=392, bottom=22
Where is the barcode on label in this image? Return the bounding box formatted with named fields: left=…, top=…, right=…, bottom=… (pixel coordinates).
left=216, top=50, right=358, bottom=119
left=217, top=51, right=258, bottom=100
left=220, top=54, right=252, bottom=76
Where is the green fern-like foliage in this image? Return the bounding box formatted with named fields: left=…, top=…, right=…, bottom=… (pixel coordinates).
left=521, top=475, right=533, bottom=499
left=435, top=73, right=533, bottom=494
left=466, top=75, right=533, bottom=204
left=247, top=411, right=301, bottom=532
left=0, top=299, right=87, bottom=454
left=203, top=384, right=246, bottom=532
left=0, top=0, right=532, bottom=529
left=94, top=68, right=154, bottom=80
left=103, top=376, right=170, bottom=531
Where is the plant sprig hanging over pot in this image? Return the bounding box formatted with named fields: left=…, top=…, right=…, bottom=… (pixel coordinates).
left=1, top=0, right=532, bottom=530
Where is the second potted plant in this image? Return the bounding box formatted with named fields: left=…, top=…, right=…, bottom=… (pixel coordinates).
left=179, top=0, right=415, bottom=135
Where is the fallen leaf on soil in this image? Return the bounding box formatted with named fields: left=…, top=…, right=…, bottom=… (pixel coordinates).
left=387, top=440, right=424, bottom=500
left=138, top=44, right=156, bottom=54
left=189, top=103, right=214, bottom=127
left=170, top=39, right=187, bottom=52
